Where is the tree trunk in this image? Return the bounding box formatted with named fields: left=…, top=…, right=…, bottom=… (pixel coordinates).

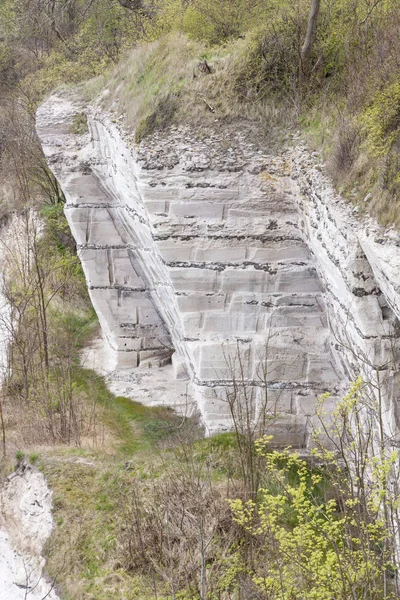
left=300, top=0, right=321, bottom=77
left=117, top=0, right=144, bottom=10
left=0, top=396, right=6, bottom=457
left=116, top=0, right=153, bottom=18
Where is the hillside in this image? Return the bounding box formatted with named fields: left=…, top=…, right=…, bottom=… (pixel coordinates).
left=0, top=1, right=400, bottom=599
left=2, top=0, right=400, bottom=222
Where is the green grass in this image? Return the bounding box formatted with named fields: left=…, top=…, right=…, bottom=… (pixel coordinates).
left=40, top=374, right=202, bottom=599
left=29, top=452, right=39, bottom=464
left=70, top=112, right=88, bottom=135
left=72, top=364, right=192, bottom=455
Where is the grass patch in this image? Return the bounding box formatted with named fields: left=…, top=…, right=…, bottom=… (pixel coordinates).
left=72, top=364, right=194, bottom=455
left=41, top=368, right=202, bottom=599
left=70, top=112, right=88, bottom=135
left=94, top=32, right=294, bottom=145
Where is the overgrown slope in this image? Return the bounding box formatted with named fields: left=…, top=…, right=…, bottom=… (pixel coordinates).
left=2, top=0, right=400, bottom=224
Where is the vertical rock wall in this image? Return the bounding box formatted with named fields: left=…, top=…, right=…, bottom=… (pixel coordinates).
left=36, top=93, right=400, bottom=443
left=288, top=146, right=400, bottom=441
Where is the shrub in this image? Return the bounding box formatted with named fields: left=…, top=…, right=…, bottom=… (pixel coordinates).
left=15, top=449, right=24, bottom=462
left=183, top=0, right=250, bottom=45
left=71, top=112, right=88, bottom=136
left=361, top=81, right=400, bottom=158
left=232, top=22, right=302, bottom=103
left=230, top=379, right=400, bottom=599
left=29, top=452, right=39, bottom=464
left=330, top=116, right=360, bottom=175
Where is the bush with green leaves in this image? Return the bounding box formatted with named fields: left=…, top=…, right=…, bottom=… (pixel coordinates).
left=362, top=81, right=400, bottom=158
left=230, top=379, right=400, bottom=599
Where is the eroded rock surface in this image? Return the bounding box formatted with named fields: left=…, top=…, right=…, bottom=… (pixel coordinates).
left=36, top=93, right=400, bottom=444
left=0, top=463, right=59, bottom=600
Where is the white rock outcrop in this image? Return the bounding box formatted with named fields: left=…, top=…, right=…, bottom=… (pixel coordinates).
left=0, top=463, right=59, bottom=600
left=36, top=93, right=400, bottom=444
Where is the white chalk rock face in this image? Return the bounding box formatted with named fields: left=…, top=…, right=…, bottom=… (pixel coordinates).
left=0, top=463, right=59, bottom=600
left=36, top=93, right=400, bottom=444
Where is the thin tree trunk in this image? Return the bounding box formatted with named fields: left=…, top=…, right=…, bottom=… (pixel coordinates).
left=300, top=0, right=321, bottom=77
left=117, top=0, right=152, bottom=17
left=0, top=395, right=6, bottom=457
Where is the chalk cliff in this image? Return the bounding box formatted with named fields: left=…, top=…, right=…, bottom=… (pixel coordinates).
left=36, top=93, right=400, bottom=445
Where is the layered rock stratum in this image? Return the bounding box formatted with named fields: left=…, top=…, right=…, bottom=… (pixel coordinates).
left=36, top=93, right=400, bottom=445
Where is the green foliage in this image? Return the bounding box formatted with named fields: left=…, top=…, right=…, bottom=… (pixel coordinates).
left=21, top=53, right=93, bottom=105
left=70, top=112, right=88, bottom=135
left=362, top=81, right=400, bottom=157
left=182, top=0, right=251, bottom=45
left=103, top=32, right=203, bottom=139
left=15, top=450, right=24, bottom=462
left=231, top=451, right=394, bottom=598
left=1, top=0, right=397, bottom=228
left=72, top=0, right=140, bottom=64
left=229, top=379, right=399, bottom=599
left=29, top=452, right=39, bottom=464
left=232, top=20, right=302, bottom=102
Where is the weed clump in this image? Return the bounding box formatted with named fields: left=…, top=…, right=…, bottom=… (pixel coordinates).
left=71, top=112, right=88, bottom=135
left=135, top=92, right=178, bottom=142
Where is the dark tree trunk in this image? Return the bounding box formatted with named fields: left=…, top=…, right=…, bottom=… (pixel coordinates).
left=117, top=0, right=144, bottom=10
left=300, top=0, right=321, bottom=77
left=116, top=0, right=153, bottom=18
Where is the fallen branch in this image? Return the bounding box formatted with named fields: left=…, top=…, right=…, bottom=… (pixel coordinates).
left=202, top=98, right=215, bottom=113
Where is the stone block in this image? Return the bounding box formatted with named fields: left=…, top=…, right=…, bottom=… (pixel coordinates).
left=156, top=241, right=193, bottom=262
left=193, top=342, right=254, bottom=381
left=182, top=313, right=202, bottom=337
left=65, top=174, right=110, bottom=203
left=247, top=244, right=310, bottom=262
left=117, top=337, right=142, bottom=352
left=139, top=349, right=171, bottom=367
left=169, top=268, right=218, bottom=293
left=169, top=202, right=224, bottom=220
left=221, top=269, right=270, bottom=293
left=268, top=415, right=308, bottom=448
left=78, top=248, right=111, bottom=286
left=87, top=207, right=129, bottom=246
left=194, top=246, right=246, bottom=262
left=144, top=200, right=167, bottom=214
left=177, top=293, right=226, bottom=312
left=138, top=304, right=164, bottom=326
left=276, top=270, right=322, bottom=293
left=172, top=353, right=189, bottom=380
left=115, top=350, right=139, bottom=368
left=265, top=357, right=306, bottom=383
left=307, top=357, right=340, bottom=383
left=178, top=188, right=237, bottom=202
left=203, top=312, right=258, bottom=334
left=139, top=185, right=178, bottom=202
left=268, top=306, right=323, bottom=328
left=265, top=389, right=293, bottom=413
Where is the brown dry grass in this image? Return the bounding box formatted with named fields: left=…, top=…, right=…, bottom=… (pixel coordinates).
left=84, top=32, right=296, bottom=146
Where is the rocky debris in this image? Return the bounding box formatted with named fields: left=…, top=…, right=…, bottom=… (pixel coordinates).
left=135, top=124, right=266, bottom=173
left=36, top=92, right=400, bottom=443
left=0, top=462, right=59, bottom=600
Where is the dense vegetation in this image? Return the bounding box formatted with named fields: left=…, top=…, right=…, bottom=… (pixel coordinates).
left=0, top=1, right=400, bottom=598
left=39, top=381, right=400, bottom=599
left=1, top=0, right=400, bottom=222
